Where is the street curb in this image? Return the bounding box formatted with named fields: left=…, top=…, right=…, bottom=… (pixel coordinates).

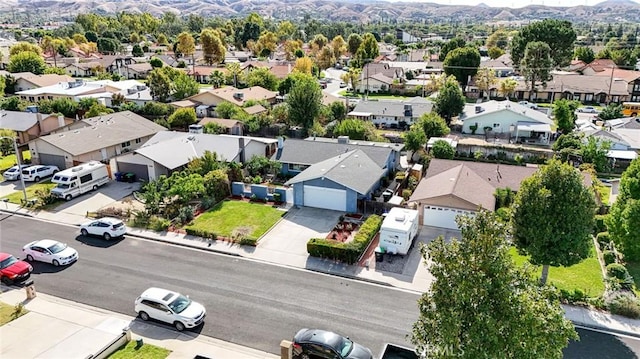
left=306, top=267, right=394, bottom=288
left=573, top=322, right=640, bottom=339
left=0, top=208, right=34, bottom=218
left=125, top=232, right=243, bottom=257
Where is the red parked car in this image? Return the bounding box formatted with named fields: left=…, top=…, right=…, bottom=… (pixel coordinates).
left=0, top=252, right=33, bottom=285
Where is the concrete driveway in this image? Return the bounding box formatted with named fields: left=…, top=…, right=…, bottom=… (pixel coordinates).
left=0, top=178, right=33, bottom=198
left=255, top=207, right=342, bottom=266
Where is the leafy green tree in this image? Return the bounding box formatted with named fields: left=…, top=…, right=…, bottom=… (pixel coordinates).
left=50, top=97, right=79, bottom=118
left=172, top=72, right=199, bottom=100
left=200, top=28, right=225, bottom=65
left=581, top=137, right=612, bottom=173
left=329, top=101, right=346, bottom=121
left=246, top=67, right=279, bottom=91
left=512, top=159, right=597, bottom=285
left=552, top=133, right=582, bottom=152
left=473, top=67, right=497, bottom=100
left=215, top=101, right=241, bottom=119
left=0, top=76, right=5, bottom=97
left=0, top=96, right=27, bottom=111
left=521, top=41, right=553, bottom=101
left=435, top=75, right=465, bottom=125
left=287, top=73, right=322, bottom=133
left=149, top=57, right=163, bottom=68
left=167, top=171, right=205, bottom=204
left=8, top=51, right=46, bottom=74
left=132, top=44, right=144, bottom=57
left=245, top=155, right=281, bottom=177
left=412, top=210, right=577, bottom=359
left=598, top=103, right=624, bottom=120
left=404, top=124, right=426, bottom=159
left=187, top=151, right=224, bottom=176
left=44, top=66, right=66, bottom=75
left=167, top=108, right=197, bottom=129
left=553, top=99, right=579, bottom=134
left=85, top=103, right=114, bottom=118
left=9, top=42, right=42, bottom=56
left=574, top=46, right=595, bottom=64
left=209, top=70, right=225, bottom=88
left=353, top=33, right=379, bottom=68
left=439, top=37, right=466, bottom=61
left=419, top=113, right=450, bottom=139
left=97, top=38, right=120, bottom=54
left=431, top=140, right=455, bottom=159
left=511, top=19, right=576, bottom=68
left=332, top=119, right=377, bottom=141
left=148, top=67, right=172, bottom=102
left=346, top=33, right=363, bottom=56
left=176, top=31, right=196, bottom=73
left=443, top=47, right=481, bottom=86
left=486, top=29, right=509, bottom=50
left=488, top=46, right=505, bottom=60
left=607, top=158, right=640, bottom=260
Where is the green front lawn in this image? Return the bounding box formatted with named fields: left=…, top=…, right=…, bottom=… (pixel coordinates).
left=1, top=180, right=56, bottom=204
left=509, top=246, right=605, bottom=297
left=0, top=151, right=32, bottom=171
left=0, top=302, right=28, bottom=326
left=108, top=340, right=171, bottom=359
left=186, top=200, right=284, bottom=240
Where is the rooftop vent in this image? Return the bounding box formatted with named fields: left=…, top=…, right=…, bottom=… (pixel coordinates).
left=475, top=106, right=484, bottom=114
left=233, top=92, right=244, bottom=100
left=337, top=136, right=349, bottom=144
left=189, top=124, right=204, bottom=134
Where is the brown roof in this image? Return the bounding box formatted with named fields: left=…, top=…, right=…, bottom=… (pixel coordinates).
left=169, top=99, right=200, bottom=108
left=126, top=63, right=152, bottom=73
left=593, top=68, right=640, bottom=82
left=199, top=117, right=242, bottom=128
left=244, top=104, right=267, bottom=115
left=410, top=159, right=538, bottom=210
left=20, top=74, right=73, bottom=88
left=269, top=64, right=292, bottom=79
left=207, top=86, right=278, bottom=106
left=188, top=66, right=226, bottom=76
left=514, top=73, right=629, bottom=96
left=585, top=59, right=617, bottom=72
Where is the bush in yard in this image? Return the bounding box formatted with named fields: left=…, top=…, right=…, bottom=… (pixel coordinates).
left=185, top=227, right=217, bottom=239
left=606, top=291, right=640, bottom=319
left=602, top=250, right=617, bottom=265
left=148, top=216, right=170, bottom=231
left=596, top=231, right=611, bottom=249
left=607, top=263, right=630, bottom=280
left=559, top=288, right=588, bottom=304
left=177, top=206, right=195, bottom=224
left=594, top=214, right=608, bottom=235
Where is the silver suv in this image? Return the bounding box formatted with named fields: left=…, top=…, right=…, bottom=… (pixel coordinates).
left=134, top=287, right=206, bottom=331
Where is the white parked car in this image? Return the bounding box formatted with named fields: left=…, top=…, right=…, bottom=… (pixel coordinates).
left=3, top=164, right=29, bottom=181
left=21, top=165, right=59, bottom=182
left=135, top=287, right=206, bottom=331
left=518, top=101, right=538, bottom=109
left=577, top=106, right=599, bottom=113
left=80, top=217, right=127, bottom=240
left=23, top=239, right=78, bottom=266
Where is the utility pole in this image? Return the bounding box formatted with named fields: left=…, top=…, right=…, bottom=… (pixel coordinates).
left=607, top=64, right=615, bottom=104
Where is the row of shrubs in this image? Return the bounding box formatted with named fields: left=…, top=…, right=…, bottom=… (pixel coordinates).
left=307, top=215, right=383, bottom=264
left=183, top=227, right=258, bottom=246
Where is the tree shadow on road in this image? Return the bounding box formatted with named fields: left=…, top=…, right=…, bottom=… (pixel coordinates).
left=563, top=327, right=640, bottom=359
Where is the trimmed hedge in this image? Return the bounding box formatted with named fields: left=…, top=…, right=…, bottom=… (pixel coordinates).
left=185, top=227, right=218, bottom=239
left=307, top=215, right=383, bottom=264
left=594, top=215, right=608, bottom=235
left=607, top=263, right=630, bottom=280
left=596, top=231, right=611, bottom=249
left=602, top=250, right=617, bottom=266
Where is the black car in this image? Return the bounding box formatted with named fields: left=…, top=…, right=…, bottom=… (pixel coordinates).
left=292, top=328, right=373, bottom=359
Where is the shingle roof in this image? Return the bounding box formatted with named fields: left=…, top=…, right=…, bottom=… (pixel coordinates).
left=272, top=138, right=399, bottom=168
left=350, top=99, right=433, bottom=118
left=514, top=74, right=628, bottom=96
left=199, top=117, right=242, bottom=128
left=37, top=111, right=166, bottom=156
left=19, top=74, right=72, bottom=88
left=244, top=104, right=267, bottom=115
left=410, top=159, right=538, bottom=209
left=460, top=100, right=553, bottom=124
left=285, top=149, right=385, bottom=194
left=0, top=111, right=54, bottom=132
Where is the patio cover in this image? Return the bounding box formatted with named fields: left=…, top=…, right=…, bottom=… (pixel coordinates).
left=516, top=122, right=551, bottom=132
left=348, top=111, right=372, bottom=117
left=607, top=150, right=638, bottom=160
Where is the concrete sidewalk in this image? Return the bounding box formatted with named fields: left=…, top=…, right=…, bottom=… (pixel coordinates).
left=0, top=286, right=279, bottom=359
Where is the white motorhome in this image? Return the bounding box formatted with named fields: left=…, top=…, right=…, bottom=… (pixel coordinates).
left=379, top=208, right=419, bottom=255
left=51, top=162, right=110, bottom=201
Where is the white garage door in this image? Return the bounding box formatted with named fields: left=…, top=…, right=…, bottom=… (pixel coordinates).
left=423, top=206, right=475, bottom=229
left=303, top=185, right=347, bottom=211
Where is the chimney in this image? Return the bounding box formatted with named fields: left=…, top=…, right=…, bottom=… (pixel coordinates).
left=475, top=106, right=483, bottom=114
left=238, top=137, right=246, bottom=163
left=188, top=124, right=204, bottom=134
left=57, top=115, right=65, bottom=128
left=404, top=104, right=413, bottom=117
left=337, top=136, right=349, bottom=144
left=277, top=136, right=284, bottom=149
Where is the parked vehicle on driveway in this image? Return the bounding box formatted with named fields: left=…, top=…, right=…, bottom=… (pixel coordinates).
left=0, top=252, right=32, bottom=285
left=577, top=106, right=599, bottom=113
left=292, top=328, right=374, bottom=359
left=21, top=165, right=59, bottom=182
left=3, top=164, right=29, bottom=181
left=80, top=217, right=127, bottom=240
left=51, top=161, right=110, bottom=201
left=23, top=239, right=78, bottom=266
left=135, top=287, right=206, bottom=331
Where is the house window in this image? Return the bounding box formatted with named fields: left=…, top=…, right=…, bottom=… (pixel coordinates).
left=135, top=138, right=141, bottom=144
left=634, top=83, right=640, bottom=92
left=585, top=93, right=594, bottom=102
left=612, top=96, right=620, bottom=103
left=493, top=123, right=500, bottom=128
left=572, top=94, right=581, bottom=101
left=289, top=164, right=309, bottom=171
left=121, top=141, right=131, bottom=148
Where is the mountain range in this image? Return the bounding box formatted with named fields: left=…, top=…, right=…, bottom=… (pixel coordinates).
left=1, top=0, right=640, bottom=23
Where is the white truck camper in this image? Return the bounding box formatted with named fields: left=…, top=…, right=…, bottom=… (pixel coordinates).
left=379, top=207, right=419, bottom=255
left=51, top=161, right=110, bottom=201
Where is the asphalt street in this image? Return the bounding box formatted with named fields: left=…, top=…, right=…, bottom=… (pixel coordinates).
left=2, top=214, right=640, bottom=358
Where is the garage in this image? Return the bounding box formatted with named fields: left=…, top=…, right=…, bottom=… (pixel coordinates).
left=115, top=161, right=149, bottom=182
left=303, top=185, right=347, bottom=212
left=423, top=205, right=474, bottom=230
left=38, top=153, right=66, bottom=170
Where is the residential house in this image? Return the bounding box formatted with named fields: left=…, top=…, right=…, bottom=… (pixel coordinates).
left=395, top=29, right=420, bottom=44
left=113, top=131, right=277, bottom=181
left=188, top=66, right=224, bottom=84
left=591, top=68, right=640, bottom=102
left=285, top=149, right=386, bottom=212
left=181, top=86, right=278, bottom=118
left=479, top=54, right=514, bottom=77
left=16, top=79, right=147, bottom=103
left=76, top=81, right=153, bottom=108
left=459, top=100, right=554, bottom=145
left=244, top=104, right=268, bottom=116
left=199, top=117, right=244, bottom=135
left=409, top=159, right=538, bottom=229
left=513, top=73, right=629, bottom=104
left=123, top=62, right=153, bottom=79
left=0, top=111, right=73, bottom=147
left=13, top=73, right=73, bottom=92
left=64, top=62, right=101, bottom=77
left=28, top=111, right=166, bottom=170
left=347, top=98, right=433, bottom=128
left=355, top=62, right=405, bottom=93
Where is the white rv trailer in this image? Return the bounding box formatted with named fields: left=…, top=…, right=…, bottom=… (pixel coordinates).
left=51, top=161, right=110, bottom=201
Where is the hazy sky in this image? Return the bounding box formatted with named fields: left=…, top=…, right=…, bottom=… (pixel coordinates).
left=392, top=0, right=624, bottom=8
